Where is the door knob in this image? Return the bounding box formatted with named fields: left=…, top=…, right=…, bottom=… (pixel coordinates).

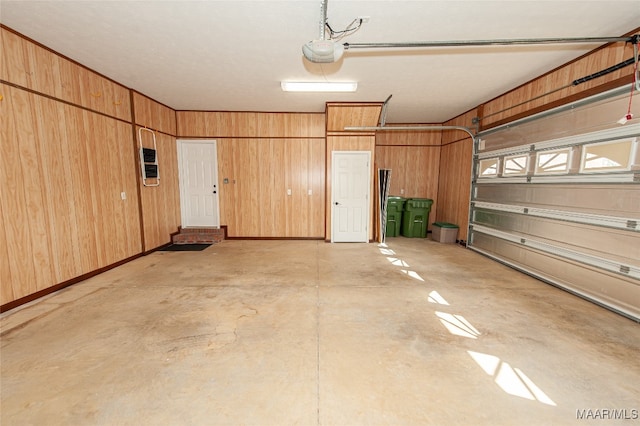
left=334, top=202, right=340, bottom=205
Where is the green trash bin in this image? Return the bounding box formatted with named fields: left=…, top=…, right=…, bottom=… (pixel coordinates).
left=401, top=198, right=433, bottom=238
left=385, top=196, right=406, bottom=237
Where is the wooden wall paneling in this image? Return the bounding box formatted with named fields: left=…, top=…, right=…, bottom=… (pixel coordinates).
left=15, top=88, right=57, bottom=291
left=176, top=111, right=201, bottom=137
left=240, top=138, right=258, bottom=237
left=326, top=103, right=383, bottom=132
left=375, top=145, right=441, bottom=230
left=176, top=111, right=326, bottom=138
left=300, top=138, right=312, bottom=237
left=227, top=139, right=242, bottom=237
left=249, top=139, right=266, bottom=236
left=85, top=110, right=111, bottom=266
left=102, top=78, right=132, bottom=121
left=1, top=28, right=131, bottom=122
left=105, top=118, right=127, bottom=261
left=64, top=104, right=99, bottom=274
left=114, top=120, right=143, bottom=257
left=157, top=133, right=180, bottom=248
left=74, top=57, right=131, bottom=122
left=285, top=139, right=307, bottom=237
left=0, top=201, right=14, bottom=304
left=37, top=90, right=78, bottom=284
left=437, top=108, right=477, bottom=242
left=436, top=144, right=452, bottom=226
left=0, top=85, right=38, bottom=301
left=375, top=128, right=442, bottom=146
left=1, top=28, right=28, bottom=87
left=56, top=52, right=82, bottom=107
left=165, top=135, right=181, bottom=243
left=217, top=139, right=234, bottom=231
left=103, top=117, right=129, bottom=263
left=481, top=41, right=635, bottom=127
left=24, top=36, right=57, bottom=97
left=231, top=139, right=250, bottom=236
left=374, top=146, right=401, bottom=196
left=257, top=139, right=274, bottom=236
left=436, top=139, right=473, bottom=242
left=138, top=129, right=180, bottom=250
left=132, top=92, right=181, bottom=251
left=257, top=139, right=287, bottom=237
left=272, top=140, right=288, bottom=236
left=309, top=138, right=325, bottom=237
left=133, top=92, right=177, bottom=135
left=81, top=67, right=100, bottom=119
left=455, top=141, right=473, bottom=242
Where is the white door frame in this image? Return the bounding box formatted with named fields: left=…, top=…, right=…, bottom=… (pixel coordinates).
left=331, top=150, right=371, bottom=243
left=177, top=139, right=220, bottom=228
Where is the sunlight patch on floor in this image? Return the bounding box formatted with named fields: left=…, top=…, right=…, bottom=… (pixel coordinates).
left=387, top=257, right=410, bottom=267
left=435, top=311, right=481, bottom=339
left=400, top=269, right=425, bottom=282
left=468, top=351, right=557, bottom=406
left=428, top=290, right=449, bottom=305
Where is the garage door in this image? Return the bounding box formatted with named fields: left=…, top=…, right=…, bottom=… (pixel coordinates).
left=468, top=86, right=640, bottom=321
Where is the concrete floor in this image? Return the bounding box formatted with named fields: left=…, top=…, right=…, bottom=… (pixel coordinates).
left=1, top=238, right=639, bottom=425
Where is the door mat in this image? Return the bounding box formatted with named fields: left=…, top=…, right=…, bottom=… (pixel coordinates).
left=160, top=244, right=212, bottom=252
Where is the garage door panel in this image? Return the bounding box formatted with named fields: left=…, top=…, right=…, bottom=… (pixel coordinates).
left=473, top=209, right=639, bottom=265
left=470, top=86, right=640, bottom=321
left=471, top=234, right=640, bottom=320
left=474, top=184, right=640, bottom=217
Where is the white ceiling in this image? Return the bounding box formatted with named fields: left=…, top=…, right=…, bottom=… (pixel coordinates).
left=1, top=1, right=639, bottom=123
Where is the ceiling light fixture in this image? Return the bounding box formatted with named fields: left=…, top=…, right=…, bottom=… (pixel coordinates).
left=281, top=81, right=357, bottom=92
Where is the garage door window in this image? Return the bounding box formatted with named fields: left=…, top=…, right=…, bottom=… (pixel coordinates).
left=503, top=154, right=528, bottom=176
left=478, top=158, right=499, bottom=177
left=580, top=138, right=634, bottom=173
left=535, top=148, right=571, bottom=174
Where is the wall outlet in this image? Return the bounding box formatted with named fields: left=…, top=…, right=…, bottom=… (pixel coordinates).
left=400, top=189, right=405, bottom=195
left=120, top=192, right=127, bottom=200
left=308, top=189, right=313, bottom=195
left=287, top=189, right=292, bottom=196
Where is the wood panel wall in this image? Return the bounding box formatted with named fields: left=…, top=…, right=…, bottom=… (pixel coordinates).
left=1, top=27, right=179, bottom=310
left=480, top=32, right=637, bottom=128
left=177, top=111, right=325, bottom=238
left=1, top=27, right=131, bottom=122
left=326, top=103, right=384, bottom=132
left=375, top=130, right=442, bottom=229
left=0, top=83, right=141, bottom=306
left=177, top=111, right=325, bottom=138
left=436, top=109, right=478, bottom=242
left=217, top=138, right=325, bottom=237
left=132, top=92, right=181, bottom=250
left=133, top=91, right=177, bottom=135
left=375, top=127, right=441, bottom=146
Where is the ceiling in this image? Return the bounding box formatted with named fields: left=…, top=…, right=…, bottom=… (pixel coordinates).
left=1, top=1, right=639, bottom=123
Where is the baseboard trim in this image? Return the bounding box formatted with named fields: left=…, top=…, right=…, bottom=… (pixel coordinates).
left=224, top=236, right=324, bottom=241
left=0, top=253, right=143, bottom=314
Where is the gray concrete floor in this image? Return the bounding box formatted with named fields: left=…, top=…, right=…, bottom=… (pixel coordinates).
left=1, top=238, right=639, bottom=425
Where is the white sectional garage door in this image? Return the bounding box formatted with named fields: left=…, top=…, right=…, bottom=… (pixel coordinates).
left=468, top=86, right=640, bottom=321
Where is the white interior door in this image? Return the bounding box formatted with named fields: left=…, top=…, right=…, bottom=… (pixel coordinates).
left=332, top=151, right=371, bottom=242
left=178, top=140, right=220, bottom=228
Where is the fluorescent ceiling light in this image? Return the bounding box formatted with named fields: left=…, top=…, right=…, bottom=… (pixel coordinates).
left=281, top=81, right=357, bottom=92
